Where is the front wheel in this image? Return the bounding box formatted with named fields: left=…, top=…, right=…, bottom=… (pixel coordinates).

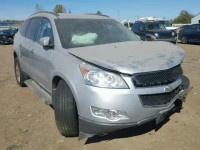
left=53, top=79, right=79, bottom=137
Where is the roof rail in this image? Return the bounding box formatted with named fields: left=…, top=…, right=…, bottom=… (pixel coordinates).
left=31, top=11, right=59, bottom=17
left=85, top=13, right=110, bottom=18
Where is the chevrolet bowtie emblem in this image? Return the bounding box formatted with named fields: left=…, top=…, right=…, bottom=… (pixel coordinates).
left=164, top=86, right=174, bottom=92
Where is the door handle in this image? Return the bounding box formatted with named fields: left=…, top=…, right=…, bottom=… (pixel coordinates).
left=30, top=49, right=34, bottom=54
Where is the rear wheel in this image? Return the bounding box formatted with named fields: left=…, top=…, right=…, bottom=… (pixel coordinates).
left=181, top=36, right=188, bottom=44
left=53, top=79, right=79, bottom=137
left=14, top=58, right=27, bottom=87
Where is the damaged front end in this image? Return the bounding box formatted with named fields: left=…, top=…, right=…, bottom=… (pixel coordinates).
left=78, top=70, right=191, bottom=140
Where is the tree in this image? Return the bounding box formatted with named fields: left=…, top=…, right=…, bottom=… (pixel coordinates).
left=35, top=3, right=43, bottom=13
left=172, top=10, right=194, bottom=24
left=53, top=5, right=66, bottom=13
left=96, top=10, right=103, bottom=16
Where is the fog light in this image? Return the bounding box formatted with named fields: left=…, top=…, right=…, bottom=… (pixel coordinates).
left=91, top=106, right=129, bottom=121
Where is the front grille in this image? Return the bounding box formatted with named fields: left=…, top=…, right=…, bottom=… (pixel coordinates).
left=132, top=65, right=183, bottom=87
left=140, top=86, right=183, bottom=106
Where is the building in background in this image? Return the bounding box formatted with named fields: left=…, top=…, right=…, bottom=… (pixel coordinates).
left=191, top=13, right=200, bottom=24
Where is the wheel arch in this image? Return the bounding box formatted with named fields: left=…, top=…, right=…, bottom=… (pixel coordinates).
left=52, top=74, right=80, bottom=112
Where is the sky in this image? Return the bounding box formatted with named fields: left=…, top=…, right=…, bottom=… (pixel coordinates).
left=0, top=0, right=199, bottom=21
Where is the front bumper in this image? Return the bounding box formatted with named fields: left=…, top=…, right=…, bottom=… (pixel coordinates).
left=76, top=75, right=191, bottom=140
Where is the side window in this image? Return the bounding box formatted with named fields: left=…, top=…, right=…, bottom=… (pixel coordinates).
left=36, top=18, right=54, bottom=44
left=19, top=19, right=31, bottom=37
left=190, top=25, right=198, bottom=30
left=132, top=23, right=139, bottom=31
left=139, top=23, right=145, bottom=31
left=197, top=25, right=200, bottom=31
left=26, top=18, right=41, bottom=41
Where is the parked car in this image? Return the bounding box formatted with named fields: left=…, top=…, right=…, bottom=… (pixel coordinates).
left=10, top=28, right=19, bottom=36
left=178, top=24, right=200, bottom=44
left=138, top=17, right=178, bottom=31
left=0, top=30, right=14, bottom=44
left=132, top=21, right=176, bottom=42
left=14, top=12, right=190, bottom=140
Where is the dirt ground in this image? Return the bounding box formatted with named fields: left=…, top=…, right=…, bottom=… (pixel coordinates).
left=0, top=44, right=200, bottom=150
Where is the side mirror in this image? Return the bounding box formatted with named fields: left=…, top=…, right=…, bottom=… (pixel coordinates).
left=40, top=37, right=54, bottom=48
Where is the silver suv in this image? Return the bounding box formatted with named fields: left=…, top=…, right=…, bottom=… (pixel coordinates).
left=14, top=12, right=191, bottom=140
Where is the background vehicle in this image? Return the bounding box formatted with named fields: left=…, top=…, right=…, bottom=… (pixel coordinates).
left=178, top=24, right=200, bottom=44
left=0, top=30, right=14, bottom=44
left=131, top=21, right=176, bottom=42
left=120, top=20, right=133, bottom=30
left=138, top=17, right=178, bottom=30
left=14, top=12, right=190, bottom=140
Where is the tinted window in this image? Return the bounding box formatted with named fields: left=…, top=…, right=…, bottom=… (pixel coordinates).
left=197, top=25, right=200, bottom=31
left=139, top=23, right=145, bottom=31
left=190, top=24, right=198, bottom=30
left=132, top=23, right=140, bottom=31
left=26, top=18, right=41, bottom=41
left=36, top=18, right=54, bottom=44
left=145, top=22, right=165, bottom=30
left=19, top=19, right=31, bottom=36
left=55, top=19, right=139, bottom=49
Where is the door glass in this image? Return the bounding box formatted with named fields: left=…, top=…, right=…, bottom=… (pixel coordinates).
left=139, top=23, right=145, bottom=31
left=190, top=25, right=198, bottom=30
left=20, top=19, right=31, bottom=37
left=36, top=18, right=54, bottom=45
left=197, top=25, right=200, bottom=31
left=26, top=18, right=41, bottom=41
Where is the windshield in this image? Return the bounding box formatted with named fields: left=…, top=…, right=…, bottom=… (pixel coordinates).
left=55, top=19, right=139, bottom=49
left=160, top=21, right=172, bottom=27
left=145, top=22, right=166, bottom=30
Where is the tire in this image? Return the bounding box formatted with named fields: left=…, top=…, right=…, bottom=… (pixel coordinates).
left=53, top=79, right=79, bottom=137
left=181, top=35, right=188, bottom=44
left=14, top=57, right=27, bottom=87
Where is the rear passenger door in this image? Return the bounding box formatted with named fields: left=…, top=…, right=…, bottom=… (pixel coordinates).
left=18, top=19, right=31, bottom=74
left=188, top=24, right=198, bottom=42
left=20, top=18, right=41, bottom=76
left=30, top=18, right=54, bottom=92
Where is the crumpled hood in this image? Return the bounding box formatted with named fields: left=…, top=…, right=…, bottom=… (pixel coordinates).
left=68, top=41, right=185, bottom=74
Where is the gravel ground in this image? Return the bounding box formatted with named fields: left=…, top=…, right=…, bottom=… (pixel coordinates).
left=0, top=44, right=200, bottom=150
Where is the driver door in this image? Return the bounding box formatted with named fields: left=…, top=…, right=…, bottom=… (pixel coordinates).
left=31, top=18, right=54, bottom=92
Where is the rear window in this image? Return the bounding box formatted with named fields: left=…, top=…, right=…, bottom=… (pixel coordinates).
left=55, top=19, right=139, bottom=49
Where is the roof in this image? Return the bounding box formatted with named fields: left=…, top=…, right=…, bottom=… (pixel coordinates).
left=31, top=11, right=111, bottom=20
left=192, top=13, right=200, bottom=19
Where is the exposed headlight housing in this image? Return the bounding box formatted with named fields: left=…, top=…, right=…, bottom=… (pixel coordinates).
left=80, top=63, right=129, bottom=89
left=172, top=31, right=175, bottom=36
